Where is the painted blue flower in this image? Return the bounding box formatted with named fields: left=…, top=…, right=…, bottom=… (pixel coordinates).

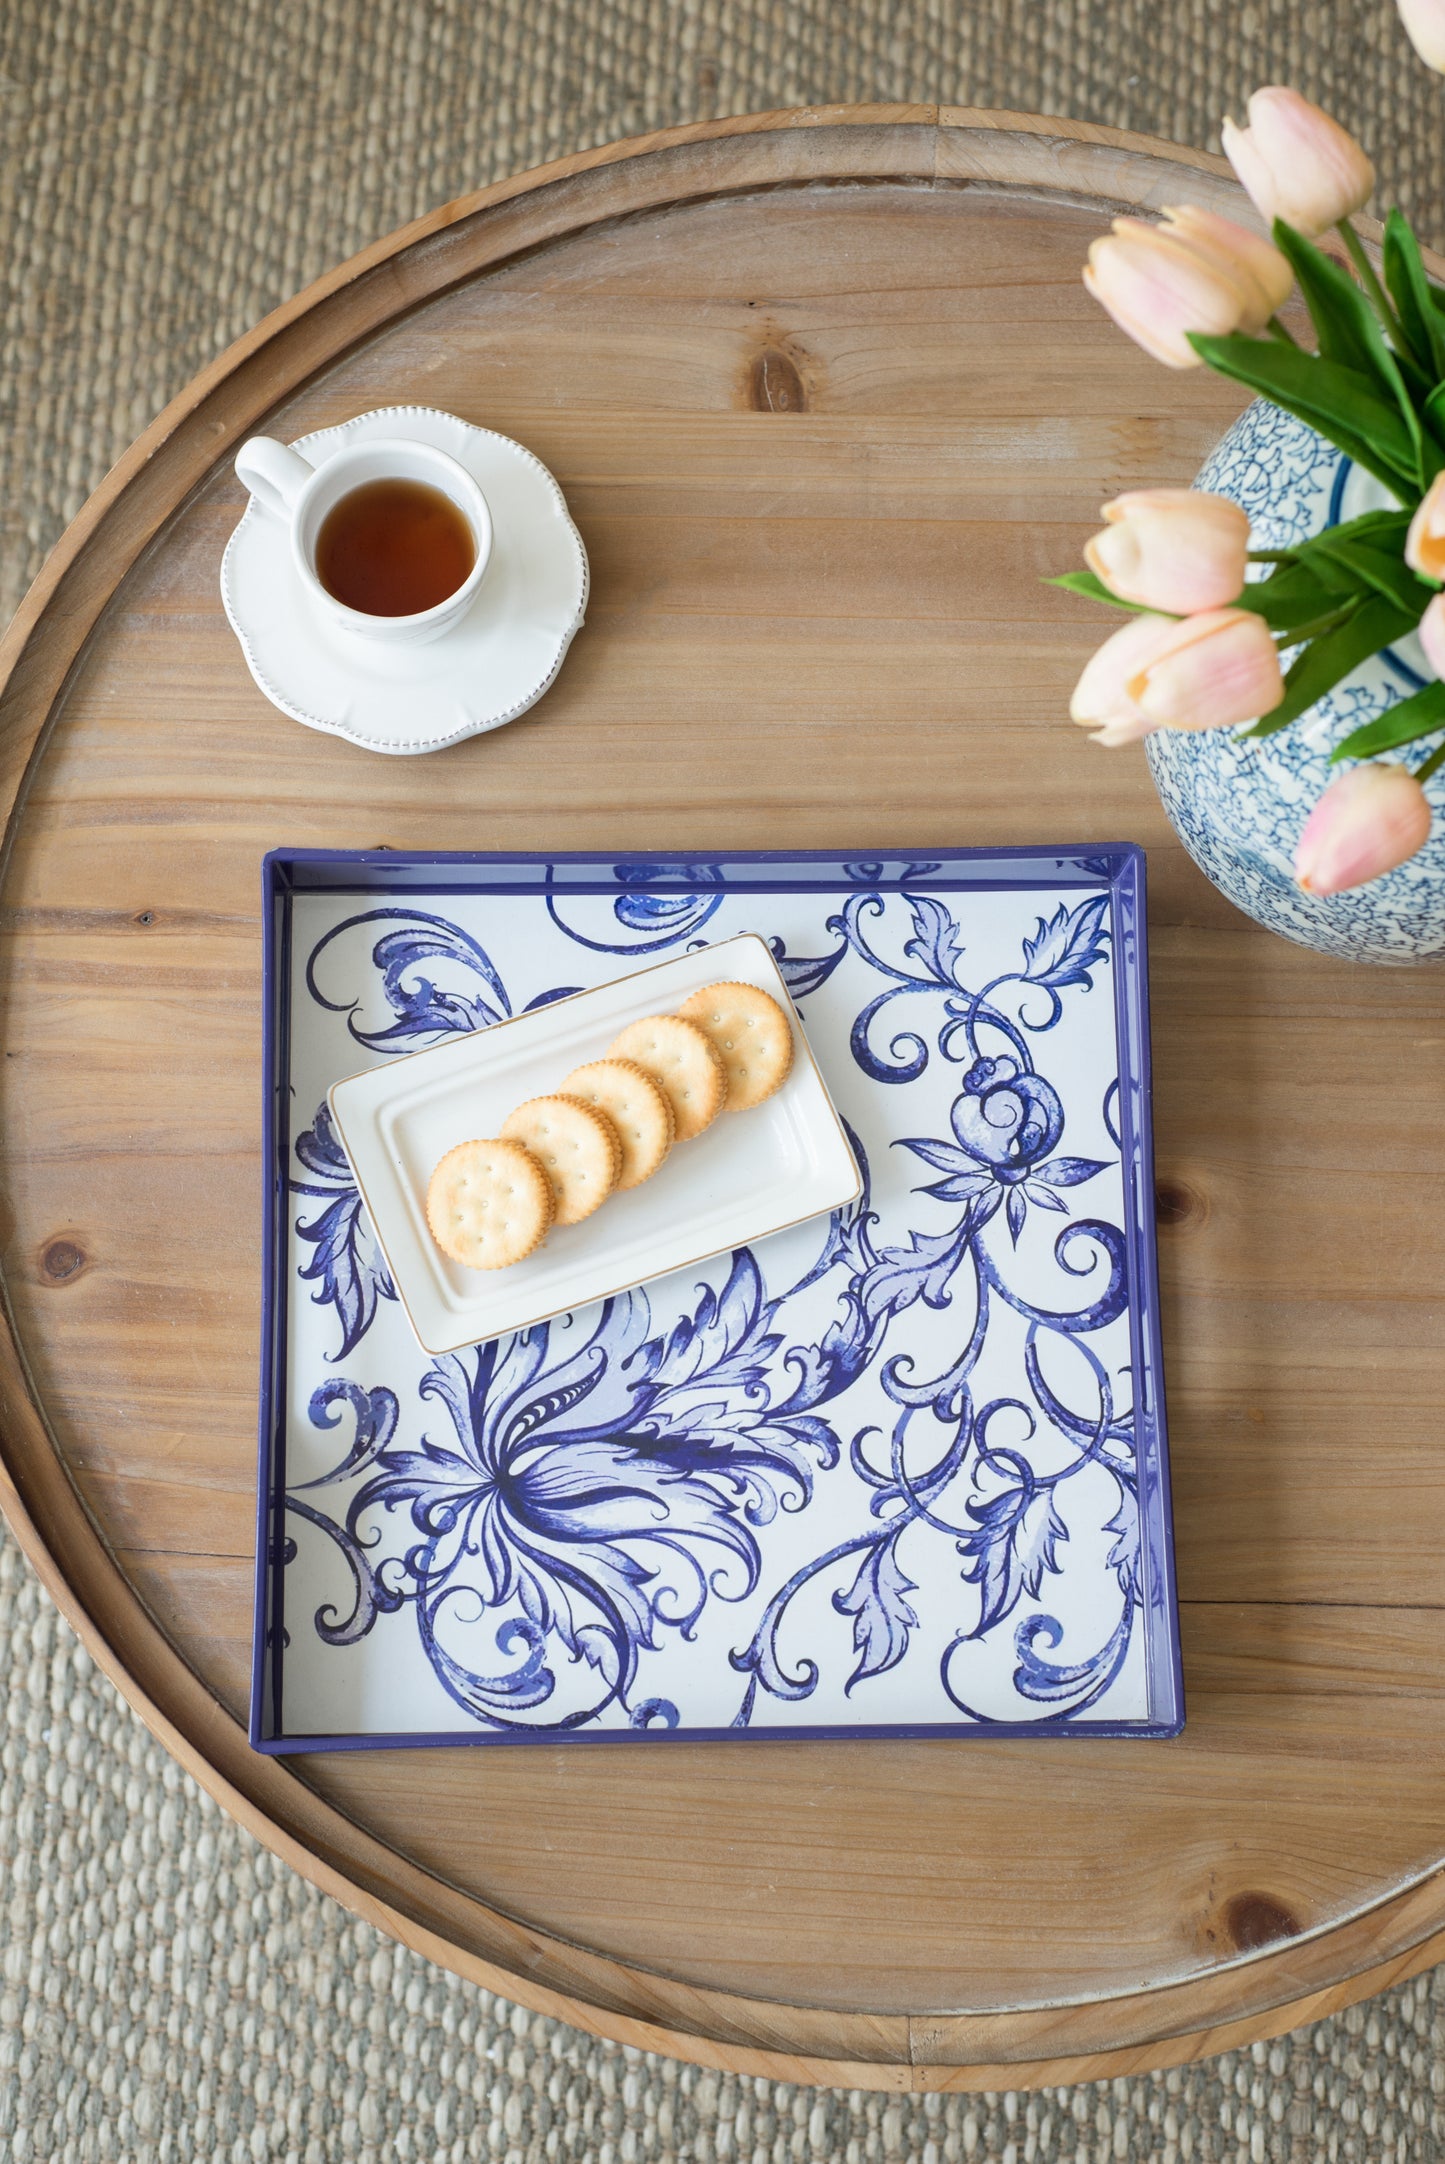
left=899, top=1059, right=1108, bottom=1246
left=309, top=1257, right=839, bottom=1728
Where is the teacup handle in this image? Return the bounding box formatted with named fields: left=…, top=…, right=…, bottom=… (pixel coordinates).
left=235, top=436, right=315, bottom=520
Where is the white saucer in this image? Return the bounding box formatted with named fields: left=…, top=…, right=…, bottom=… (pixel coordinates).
left=220, top=406, right=589, bottom=756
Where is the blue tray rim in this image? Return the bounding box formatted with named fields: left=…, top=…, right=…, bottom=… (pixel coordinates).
left=253, top=843, right=1182, bottom=1751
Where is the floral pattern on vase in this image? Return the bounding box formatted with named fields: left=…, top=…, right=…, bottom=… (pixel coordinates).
left=1144, top=397, right=1445, bottom=963
left=260, top=855, right=1179, bottom=1746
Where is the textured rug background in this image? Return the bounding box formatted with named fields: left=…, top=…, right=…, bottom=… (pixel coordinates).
left=3, top=2, right=1445, bottom=2157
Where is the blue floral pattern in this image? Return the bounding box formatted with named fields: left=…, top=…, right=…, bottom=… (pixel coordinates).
left=262, top=856, right=1177, bottom=1745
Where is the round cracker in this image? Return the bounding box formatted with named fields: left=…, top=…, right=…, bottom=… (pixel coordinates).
left=425, top=1138, right=554, bottom=1270
left=561, top=1058, right=675, bottom=1190
left=678, top=981, right=795, bottom=1111
left=605, top=1014, right=728, bottom=1141
left=500, top=1093, right=622, bottom=1226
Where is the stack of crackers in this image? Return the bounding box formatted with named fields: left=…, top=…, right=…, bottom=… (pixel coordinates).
left=425, top=981, right=794, bottom=1270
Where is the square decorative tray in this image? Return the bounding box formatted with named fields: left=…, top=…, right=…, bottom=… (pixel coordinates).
left=255, top=847, right=1181, bottom=1749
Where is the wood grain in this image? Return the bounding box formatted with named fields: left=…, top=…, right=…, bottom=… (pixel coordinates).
left=0, top=105, right=1443, bottom=2090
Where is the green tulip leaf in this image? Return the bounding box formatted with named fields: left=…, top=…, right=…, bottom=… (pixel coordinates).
left=1302, top=533, right=1436, bottom=616
left=1286, top=542, right=1378, bottom=599
left=1244, top=592, right=1417, bottom=736
left=1270, top=220, right=1430, bottom=479
left=1046, top=569, right=1158, bottom=613
left=1314, top=508, right=1414, bottom=549
left=1188, top=332, right=1420, bottom=497
left=1383, top=209, right=1445, bottom=387
left=1232, top=560, right=1341, bottom=631
left=1271, top=223, right=1395, bottom=382
left=1330, top=676, right=1445, bottom=762
left=1271, top=517, right=1409, bottom=601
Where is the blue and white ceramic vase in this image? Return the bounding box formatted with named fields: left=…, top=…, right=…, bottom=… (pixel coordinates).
left=1145, top=399, right=1445, bottom=963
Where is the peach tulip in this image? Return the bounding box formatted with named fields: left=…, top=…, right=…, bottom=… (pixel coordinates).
left=1397, top=0, right=1445, bottom=71
left=1071, top=612, right=1188, bottom=742
left=1156, top=205, right=1293, bottom=332
left=1084, top=218, right=1264, bottom=368
left=1221, top=89, right=1374, bottom=237
left=1294, top=763, right=1432, bottom=893
left=1085, top=489, right=1251, bottom=612
left=1420, top=593, right=1445, bottom=678
left=1405, top=471, right=1445, bottom=581
left=1071, top=607, right=1285, bottom=742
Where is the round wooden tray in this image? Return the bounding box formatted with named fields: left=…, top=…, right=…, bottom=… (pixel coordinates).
left=2, top=105, right=1442, bottom=2093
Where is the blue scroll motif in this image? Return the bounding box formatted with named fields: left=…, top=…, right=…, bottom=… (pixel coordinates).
left=544, top=863, right=726, bottom=953
left=287, top=886, right=1141, bottom=1728
left=306, top=907, right=513, bottom=1050
left=293, top=911, right=556, bottom=1359
left=292, top=1102, right=397, bottom=1362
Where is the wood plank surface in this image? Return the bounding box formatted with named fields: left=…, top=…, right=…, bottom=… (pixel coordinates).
left=0, top=107, right=1443, bottom=2089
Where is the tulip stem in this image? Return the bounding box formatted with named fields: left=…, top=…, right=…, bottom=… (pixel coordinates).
left=1415, top=741, right=1445, bottom=784
left=1265, top=315, right=1300, bottom=347
left=1339, top=221, right=1408, bottom=349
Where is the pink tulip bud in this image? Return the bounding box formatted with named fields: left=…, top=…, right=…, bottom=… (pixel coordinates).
left=1157, top=206, right=1294, bottom=332
left=1295, top=763, right=1433, bottom=893
left=1420, top=593, right=1445, bottom=679
left=1071, top=607, right=1284, bottom=741
left=1397, top=0, right=1445, bottom=71
left=1087, top=714, right=1160, bottom=748
left=1084, top=219, right=1261, bottom=368
left=1405, top=471, right=1445, bottom=581
left=1221, top=88, right=1375, bottom=237
left=1070, top=612, right=1189, bottom=740
left=1085, top=489, right=1251, bottom=612
left=1133, top=607, right=1286, bottom=730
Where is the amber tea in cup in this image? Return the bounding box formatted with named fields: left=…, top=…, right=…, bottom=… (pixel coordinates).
left=315, top=478, right=477, bottom=618
left=234, top=430, right=493, bottom=645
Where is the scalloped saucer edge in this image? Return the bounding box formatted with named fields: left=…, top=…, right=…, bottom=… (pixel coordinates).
left=220, top=406, right=589, bottom=757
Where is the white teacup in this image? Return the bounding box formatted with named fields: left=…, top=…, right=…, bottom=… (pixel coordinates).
left=234, top=434, right=493, bottom=645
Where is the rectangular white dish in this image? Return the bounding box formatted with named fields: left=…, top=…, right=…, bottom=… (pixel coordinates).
left=327, top=933, right=861, bottom=1354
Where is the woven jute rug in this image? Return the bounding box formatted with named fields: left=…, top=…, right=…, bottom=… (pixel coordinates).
left=2, top=3, right=1444, bottom=2157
